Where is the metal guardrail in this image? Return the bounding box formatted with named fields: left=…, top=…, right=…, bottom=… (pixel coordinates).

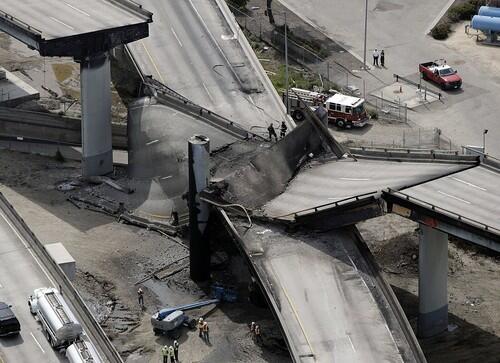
left=272, top=191, right=378, bottom=219
left=393, top=73, right=442, bottom=99
left=0, top=9, right=42, bottom=35
left=0, top=192, right=123, bottom=363
left=385, top=188, right=500, bottom=235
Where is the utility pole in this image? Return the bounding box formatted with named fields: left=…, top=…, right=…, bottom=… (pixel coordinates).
left=284, top=11, right=289, bottom=115
left=363, top=0, right=368, bottom=70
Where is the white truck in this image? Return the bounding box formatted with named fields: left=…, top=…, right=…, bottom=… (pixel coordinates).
left=28, top=287, right=83, bottom=349
left=66, top=339, right=103, bottom=363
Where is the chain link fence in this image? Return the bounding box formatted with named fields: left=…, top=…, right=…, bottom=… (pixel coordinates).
left=355, top=127, right=453, bottom=150
left=226, top=4, right=356, bottom=91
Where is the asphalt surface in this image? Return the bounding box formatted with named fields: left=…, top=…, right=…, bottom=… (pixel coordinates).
left=0, top=208, right=67, bottom=362
left=0, top=0, right=148, bottom=39
left=278, top=0, right=500, bottom=157
left=263, top=158, right=469, bottom=218
left=128, top=0, right=288, bottom=129
left=399, top=165, right=500, bottom=231
left=236, top=221, right=412, bottom=363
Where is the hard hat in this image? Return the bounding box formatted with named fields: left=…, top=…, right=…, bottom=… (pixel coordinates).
left=199, top=317, right=203, bottom=322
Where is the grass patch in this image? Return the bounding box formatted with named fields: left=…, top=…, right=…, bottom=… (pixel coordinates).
left=52, top=63, right=76, bottom=83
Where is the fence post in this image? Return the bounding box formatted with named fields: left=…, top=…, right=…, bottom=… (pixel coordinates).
left=327, top=62, right=330, bottom=81
left=419, top=128, right=421, bottom=146
left=403, top=130, right=406, bottom=147
left=259, top=20, right=262, bottom=40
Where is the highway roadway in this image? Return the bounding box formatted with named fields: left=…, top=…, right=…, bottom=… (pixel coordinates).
left=229, top=217, right=418, bottom=363
left=398, top=165, right=500, bottom=231
left=264, top=158, right=470, bottom=218
left=0, top=0, right=148, bottom=39
left=0, top=207, right=66, bottom=362
left=128, top=0, right=288, bottom=129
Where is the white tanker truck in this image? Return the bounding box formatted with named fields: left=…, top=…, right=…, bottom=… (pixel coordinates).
left=28, top=287, right=83, bottom=349
left=66, top=338, right=103, bottom=363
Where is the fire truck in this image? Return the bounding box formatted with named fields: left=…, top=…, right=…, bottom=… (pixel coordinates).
left=284, top=88, right=368, bottom=128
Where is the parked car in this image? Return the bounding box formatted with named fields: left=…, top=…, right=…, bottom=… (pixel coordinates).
left=419, top=60, right=462, bottom=90
left=0, top=302, right=21, bottom=336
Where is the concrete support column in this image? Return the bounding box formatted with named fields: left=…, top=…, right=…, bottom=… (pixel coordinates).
left=80, top=52, right=113, bottom=176
left=188, top=135, right=211, bottom=282
left=418, top=224, right=448, bottom=337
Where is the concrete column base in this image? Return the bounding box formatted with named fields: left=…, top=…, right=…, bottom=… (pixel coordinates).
left=418, top=224, right=448, bottom=338
left=80, top=52, right=113, bottom=176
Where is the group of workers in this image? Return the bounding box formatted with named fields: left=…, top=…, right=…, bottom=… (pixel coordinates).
left=161, top=340, right=179, bottom=363
left=268, top=121, right=288, bottom=142
left=197, top=317, right=210, bottom=343
left=250, top=321, right=263, bottom=344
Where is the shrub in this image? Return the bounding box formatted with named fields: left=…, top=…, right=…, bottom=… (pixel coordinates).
left=431, top=21, right=451, bottom=40
left=448, top=3, right=476, bottom=21
left=228, top=0, right=249, bottom=9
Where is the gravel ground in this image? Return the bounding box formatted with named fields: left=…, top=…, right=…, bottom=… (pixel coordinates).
left=0, top=150, right=290, bottom=363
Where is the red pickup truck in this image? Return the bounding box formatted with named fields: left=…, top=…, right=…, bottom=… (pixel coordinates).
left=419, top=61, right=462, bottom=90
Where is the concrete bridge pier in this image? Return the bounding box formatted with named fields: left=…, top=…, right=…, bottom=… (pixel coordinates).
left=80, top=52, right=113, bottom=176
left=418, top=224, right=449, bottom=338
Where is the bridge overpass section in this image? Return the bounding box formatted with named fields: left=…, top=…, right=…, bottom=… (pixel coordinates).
left=0, top=0, right=152, bottom=176
left=128, top=0, right=288, bottom=130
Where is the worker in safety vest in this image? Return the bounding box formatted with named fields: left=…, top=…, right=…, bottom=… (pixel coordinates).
left=161, top=345, right=169, bottom=363
left=202, top=321, right=210, bottom=343
left=280, top=121, right=288, bottom=139
left=197, top=317, right=204, bottom=338
left=173, top=340, right=179, bottom=362
left=255, top=324, right=262, bottom=344
left=267, top=123, right=278, bottom=142
left=168, top=346, right=175, bottom=363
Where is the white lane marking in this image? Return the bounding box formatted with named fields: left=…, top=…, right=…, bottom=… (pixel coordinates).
left=146, top=139, right=159, bottom=146
left=202, top=82, right=215, bottom=103
left=50, top=17, right=75, bottom=30
left=339, top=177, right=371, bottom=181
left=451, top=177, right=486, bottom=191
left=347, top=335, right=356, bottom=352
left=437, top=190, right=471, bottom=205
left=171, top=27, right=183, bottom=48
left=30, top=332, right=45, bottom=354
left=0, top=281, right=2, bottom=288
left=65, top=3, right=90, bottom=16
left=0, top=210, right=56, bottom=287
left=161, top=175, right=172, bottom=180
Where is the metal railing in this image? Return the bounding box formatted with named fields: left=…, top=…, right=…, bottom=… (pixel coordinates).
left=0, top=9, right=42, bottom=35
left=385, top=188, right=500, bottom=235
left=272, top=191, right=378, bottom=220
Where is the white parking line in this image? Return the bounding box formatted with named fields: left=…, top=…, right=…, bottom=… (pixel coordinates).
left=30, top=332, right=45, bottom=354
left=451, top=177, right=486, bottom=191
left=171, top=27, right=183, bottom=48
left=202, top=82, right=215, bottom=103
left=146, top=139, right=159, bottom=146
left=347, top=335, right=356, bottom=352
left=437, top=190, right=471, bottom=204
left=50, top=17, right=75, bottom=30
left=339, top=177, right=371, bottom=181
left=65, top=3, right=90, bottom=16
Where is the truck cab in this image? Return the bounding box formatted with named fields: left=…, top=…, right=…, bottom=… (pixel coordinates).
left=0, top=302, right=21, bottom=336
left=325, top=93, right=368, bottom=128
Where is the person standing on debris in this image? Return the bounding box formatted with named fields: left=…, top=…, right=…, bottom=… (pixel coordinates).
left=173, top=340, right=179, bottom=362
left=203, top=321, right=210, bottom=343
left=280, top=121, right=288, bottom=139
left=380, top=50, right=385, bottom=67
left=198, top=317, right=204, bottom=338
left=137, top=287, right=144, bottom=309
left=250, top=321, right=256, bottom=335
left=168, top=345, right=175, bottom=363
left=267, top=123, right=278, bottom=142
left=255, top=324, right=262, bottom=344
left=161, top=345, right=169, bottom=363
left=372, top=49, right=379, bottom=67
